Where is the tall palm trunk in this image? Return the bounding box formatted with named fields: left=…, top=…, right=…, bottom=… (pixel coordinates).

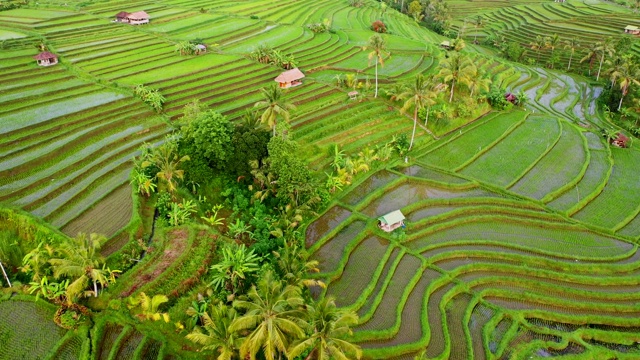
left=424, top=105, right=430, bottom=126
left=93, top=279, right=98, bottom=297
left=0, top=260, right=11, bottom=287
left=374, top=58, right=379, bottom=98
left=567, top=51, right=573, bottom=70
left=618, top=86, right=628, bottom=111
left=449, top=79, right=455, bottom=102
left=409, top=105, right=418, bottom=150
left=596, top=52, right=605, bottom=81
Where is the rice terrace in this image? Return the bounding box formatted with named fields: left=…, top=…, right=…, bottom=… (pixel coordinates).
left=1, top=0, right=640, bottom=358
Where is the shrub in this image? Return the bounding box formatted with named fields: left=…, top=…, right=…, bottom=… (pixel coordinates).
left=371, top=20, right=387, bottom=33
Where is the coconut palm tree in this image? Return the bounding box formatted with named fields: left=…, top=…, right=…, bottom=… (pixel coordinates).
left=363, top=34, right=388, bottom=98
left=596, top=38, right=615, bottom=81
left=127, top=292, right=170, bottom=322
left=230, top=271, right=306, bottom=360
left=468, top=76, right=491, bottom=99
left=563, top=37, right=580, bottom=71
left=399, top=74, right=438, bottom=150
left=613, top=58, right=640, bottom=111
left=273, top=243, right=325, bottom=290
left=438, top=52, right=477, bottom=103
left=529, top=35, right=545, bottom=63
left=254, top=84, right=296, bottom=136
left=473, top=15, right=483, bottom=43
left=544, top=34, right=560, bottom=68
left=186, top=303, right=239, bottom=360
left=581, top=41, right=600, bottom=76
left=142, top=138, right=190, bottom=194
left=288, top=296, right=362, bottom=360
left=49, top=233, right=110, bottom=301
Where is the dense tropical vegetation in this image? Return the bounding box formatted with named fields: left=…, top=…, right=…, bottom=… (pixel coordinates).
left=1, top=0, right=640, bottom=358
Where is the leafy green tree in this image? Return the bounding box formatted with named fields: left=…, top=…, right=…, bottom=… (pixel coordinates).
left=181, top=110, right=234, bottom=169
left=363, top=34, right=388, bottom=98
left=49, top=233, right=112, bottom=302
left=21, top=241, right=55, bottom=282
left=230, top=271, right=306, bottom=360
left=255, top=84, right=296, bottom=136
left=438, top=52, right=476, bottom=103
left=581, top=41, right=600, bottom=76
left=473, top=15, right=483, bottom=43
left=131, top=168, right=156, bottom=197
left=267, top=137, right=319, bottom=207
left=186, top=303, right=239, bottom=360
left=288, top=296, right=362, bottom=360
left=399, top=74, right=437, bottom=150
left=209, top=243, right=260, bottom=297
left=273, top=243, right=324, bottom=289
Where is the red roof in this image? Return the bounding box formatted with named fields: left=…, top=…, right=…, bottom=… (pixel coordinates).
left=33, top=51, right=57, bottom=60
left=275, top=68, right=304, bottom=83
left=115, top=11, right=129, bottom=17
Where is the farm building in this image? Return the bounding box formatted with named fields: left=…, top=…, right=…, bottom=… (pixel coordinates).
left=440, top=40, right=451, bottom=50
left=275, top=68, right=305, bottom=88
left=33, top=51, right=58, bottom=66
left=114, top=11, right=149, bottom=25
left=378, top=210, right=405, bottom=232
left=195, top=44, right=207, bottom=54
left=624, top=25, right=640, bottom=35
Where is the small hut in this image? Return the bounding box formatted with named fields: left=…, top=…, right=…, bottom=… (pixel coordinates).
left=378, top=210, right=405, bottom=233
left=195, top=44, right=207, bottom=54
left=274, top=68, right=305, bottom=88
left=126, top=11, right=149, bottom=25
left=114, top=11, right=129, bottom=22
left=440, top=40, right=451, bottom=50
left=34, top=51, right=58, bottom=67
left=624, top=25, right=640, bottom=35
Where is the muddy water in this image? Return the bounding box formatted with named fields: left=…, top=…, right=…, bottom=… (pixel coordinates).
left=305, top=205, right=351, bottom=247
left=341, top=170, right=400, bottom=206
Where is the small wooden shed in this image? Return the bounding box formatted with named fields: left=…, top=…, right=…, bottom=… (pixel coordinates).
left=34, top=51, right=58, bottom=67
left=440, top=40, right=451, bottom=50
left=127, top=11, right=149, bottom=25
left=114, top=11, right=129, bottom=22
left=624, top=25, right=640, bottom=35
left=275, top=68, right=305, bottom=88
left=378, top=210, right=405, bottom=232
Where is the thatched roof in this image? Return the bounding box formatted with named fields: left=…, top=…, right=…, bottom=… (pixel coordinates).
left=625, top=25, right=639, bottom=31
left=33, top=51, right=57, bottom=60
left=128, top=11, right=149, bottom=19
left=274, top=68, right=304, bottom=83
left=378, top=210, right=405, bottom=225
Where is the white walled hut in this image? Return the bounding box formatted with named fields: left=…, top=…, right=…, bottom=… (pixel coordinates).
left=274, top=67, right=304, bottom=88
left=378, top=210, right=405, bottom=232
left=34, top=51, right=58, bottom=67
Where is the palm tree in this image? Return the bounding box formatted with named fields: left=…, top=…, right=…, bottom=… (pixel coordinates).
left=614, top=58, right=640, bottom=111
left=186, top=303, right=239, bottom=360
left=254, top=84, right=296, bottom=136
left=563, top=37, right=580, bottom=71
left=230, top=271, right=306, bottom=360
left=438, top=52, right=477, bottom=103
left=142, top=138, right=190, bottom=194
left=288, top=296, right=362, bottom=360
left=545, top=34, right=560, bottom=68
left=468, top=76, right=491, bottom=99
left=605, top=55, right=625, bottom=88
left=127, top=292, right=170, bottom=322
left=399, top=74, right=438, bottom=151
left=473, top=15, right=483, bottom=44
left=273, top=243, right=325, bottom=289
left=363, top=34, right=388, bottom=98
left=529, top=35, right=545, bottom=63
left=596, top=38, right=615, bottom=81
left=581, top=41, right=600, bottom=76
left=49, top=233, right=110, bottom=302
left=208, top=243, right=260, bottom=297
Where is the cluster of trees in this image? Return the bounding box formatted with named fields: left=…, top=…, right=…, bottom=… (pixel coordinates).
left=381, top=0, right=452, bottom=36
left=249, top=45, right=297, bottom=70
left=325, top=144, right=393, bottom=192
left=174, top=40, right=209, bottom=56
left=307, top=19, right=332, bottom=33
left=133, top=84, right=166, bottom=113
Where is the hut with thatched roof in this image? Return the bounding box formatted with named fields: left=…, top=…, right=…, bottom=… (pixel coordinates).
left=378, top=210, right=405, bottom=232
left=34, top=51, right=58, bottom=67
left=274, top=68, right=304, bottom=88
